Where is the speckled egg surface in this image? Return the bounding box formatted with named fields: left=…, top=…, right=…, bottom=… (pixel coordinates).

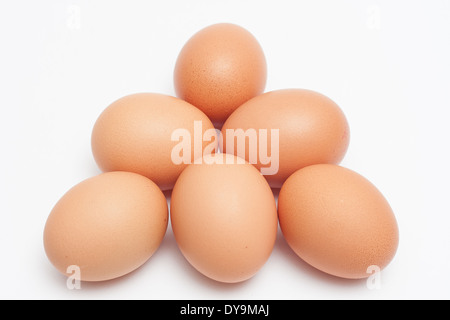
left=174, top=23, right=267, bottom=128
left=278, top=164, right=399, bottom=279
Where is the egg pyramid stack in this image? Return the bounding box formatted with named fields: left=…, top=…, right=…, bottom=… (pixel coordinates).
left=43, top=23, right=399, bottom=284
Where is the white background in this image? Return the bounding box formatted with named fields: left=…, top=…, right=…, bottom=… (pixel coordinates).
left=1, top=0, right=449, bottom=300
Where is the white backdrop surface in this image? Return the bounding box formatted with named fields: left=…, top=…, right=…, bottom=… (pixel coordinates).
left=1, top=0, right=449, bottom=300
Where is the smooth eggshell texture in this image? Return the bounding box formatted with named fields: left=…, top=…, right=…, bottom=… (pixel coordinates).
left=170, top=153, right=278, bottom=283
left=43, top=171, right=168, bottom=282
left=91, top=93, right=217, bottom=191
left=174, top=23, right=267, bottom=128
left=221, top=89, right=350, bottom=188
left=278, top=164, right=399, bottom=279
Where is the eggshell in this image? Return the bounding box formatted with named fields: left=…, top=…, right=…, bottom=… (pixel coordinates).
left=170, top=153, right=278, bottom=283
left=221, top=89, right=350, bottom=188
left=174, top=23, right=267, bottom=127
left=91, top=93, right=217, bottom=191
left=278, top=164, right=399, bottom=279
left=43, top=171, right=168, bottom=282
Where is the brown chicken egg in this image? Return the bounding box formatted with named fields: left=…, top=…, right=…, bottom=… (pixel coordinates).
left=170, top=153, right=278, bottom=283
left=221, top=89, right=350, bottom=188
left=174, top=23, right=267, bottom=128
left=43, top=171, right=168, bottom=282
left=91, top=93, right=217, bottom=191
left=278, top=164, right=399, bottom=279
